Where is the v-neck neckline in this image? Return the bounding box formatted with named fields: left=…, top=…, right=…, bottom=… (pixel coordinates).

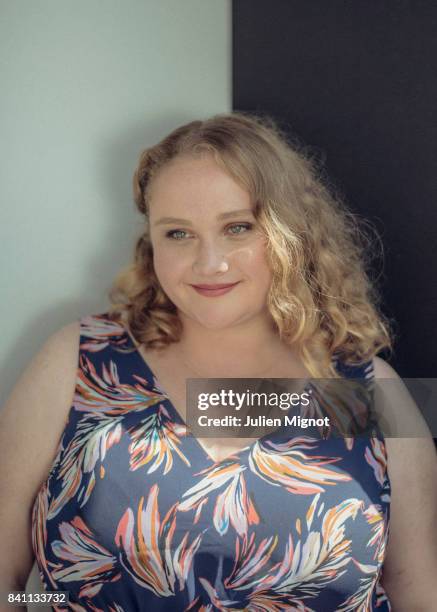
left=118, top=316, right=332, bottom=464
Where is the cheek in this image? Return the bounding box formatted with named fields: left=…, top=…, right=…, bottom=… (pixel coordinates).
left=153, top=246, right=187, bottom=285
left=230, top=242, right=272, bottom=278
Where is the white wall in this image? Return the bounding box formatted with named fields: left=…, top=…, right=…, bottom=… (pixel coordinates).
left=0, top=0, right=230, bottom=601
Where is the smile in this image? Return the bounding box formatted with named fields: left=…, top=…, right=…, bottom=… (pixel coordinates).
left=190, top=282, right=240, bottom=297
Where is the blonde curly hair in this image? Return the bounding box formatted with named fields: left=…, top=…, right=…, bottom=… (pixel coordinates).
left=107, top=111, right=395, bottom=378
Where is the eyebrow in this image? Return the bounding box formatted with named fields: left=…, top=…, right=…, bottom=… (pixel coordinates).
left=154, top=208, right=254, bottom=227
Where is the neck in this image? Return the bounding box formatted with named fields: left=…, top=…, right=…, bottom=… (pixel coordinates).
left=170, top=312, right=291, bottom=377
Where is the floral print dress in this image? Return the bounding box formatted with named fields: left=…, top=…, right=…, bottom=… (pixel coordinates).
left=32, top=312, right=392, bottom=611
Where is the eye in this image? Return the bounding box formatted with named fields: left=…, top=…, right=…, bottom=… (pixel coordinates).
left=227, top=222, right=253, bottom=235
left=165, top=223, right=253, bottom=241
left=165, top=229, right=189, bottom=240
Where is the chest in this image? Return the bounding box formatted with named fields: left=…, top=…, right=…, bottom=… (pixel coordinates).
left=36, top=405, right=391, bottom=610
left=137, top=346, right=311, bottom=463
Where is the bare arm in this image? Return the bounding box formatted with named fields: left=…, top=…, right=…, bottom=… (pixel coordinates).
left=0, top=321, right=79, bottom=602
left=373, top=356, right=437, bottom=610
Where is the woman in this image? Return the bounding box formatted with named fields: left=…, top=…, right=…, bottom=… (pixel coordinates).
left=1, top=112, right=436, bottom=610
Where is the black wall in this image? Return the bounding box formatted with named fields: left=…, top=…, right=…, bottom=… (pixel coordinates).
left=233, top=0, right=437, bottom=377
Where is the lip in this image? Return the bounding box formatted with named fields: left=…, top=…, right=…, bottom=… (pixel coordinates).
left=190, top=281, right=240, bottom=297
left=191, top=282, right=239, bottom=289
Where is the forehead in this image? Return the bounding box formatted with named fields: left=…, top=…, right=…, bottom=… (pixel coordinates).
left=147, top=155, right=252, bottom=217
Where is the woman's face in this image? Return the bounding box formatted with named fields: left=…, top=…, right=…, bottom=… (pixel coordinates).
left=148, top=154, right=274, bottom=331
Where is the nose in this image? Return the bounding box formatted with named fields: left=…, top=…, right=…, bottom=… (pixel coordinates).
left=192, top=239, right=228, bottom=276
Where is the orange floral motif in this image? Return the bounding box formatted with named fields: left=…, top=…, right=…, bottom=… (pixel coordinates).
left=115, top=484, right=203, bottom=597
left=248, top=436, right=352, bottom=494
left=177, top=461, right=260, bottom=536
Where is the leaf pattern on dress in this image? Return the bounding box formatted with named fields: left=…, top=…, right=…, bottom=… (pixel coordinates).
left=80, top=314, right=130, bottom=352
left=57, top=601, right=126, bottom=612
left=336, top=499, right=390, bottom=611
left=362, top=504, right=387, bottom=563
left=127, top=403, right=191, bottom=473
left=51, top=516, right=120, bottom=598
left=48, top=355, right=167, bottom=518
left=75, top=354, right=165, bottom=416
left=195, top=577, right=314, bottom=611
left=365, top=438, right=387, bottom=486
left=252, top=496, right=363, bottom=599
left=202, top=495, right=368, bottom=610
left=115, top=484, right=203, bottom=597
left=177, top=461, right=260, bottom=536
left=365, top=437, right=391, bottom=505
left=336, top=558, right=381, bottom=612
left=47, top=412, right=123, bottom=519
left=224, top=532, right=279, bottom=590
left=32, top=480, right=59, bottom=590
left=248, top=436, right=351, bottom=494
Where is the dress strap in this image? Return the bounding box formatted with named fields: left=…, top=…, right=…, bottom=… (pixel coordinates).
left=333, top=354, right=375, bottom=383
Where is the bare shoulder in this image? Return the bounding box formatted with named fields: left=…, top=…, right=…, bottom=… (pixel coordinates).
left=1, top=319, right=80, bottom=414
left=372, top=355, right=398, bottom=378
left=1, top=320, right=80, bottom=420
left=371, top=360, right=437, bottom=604
left=372, top=355, right=432, bottom=437
left=371, top=355, right=436, bottom=543
left=0, top=319, right=81, bottom=588
left=30, top=319, right=80, bottom=376
left=0, top=319, right=81, bottom=495
left=371, top=355, right=436, bottom=515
